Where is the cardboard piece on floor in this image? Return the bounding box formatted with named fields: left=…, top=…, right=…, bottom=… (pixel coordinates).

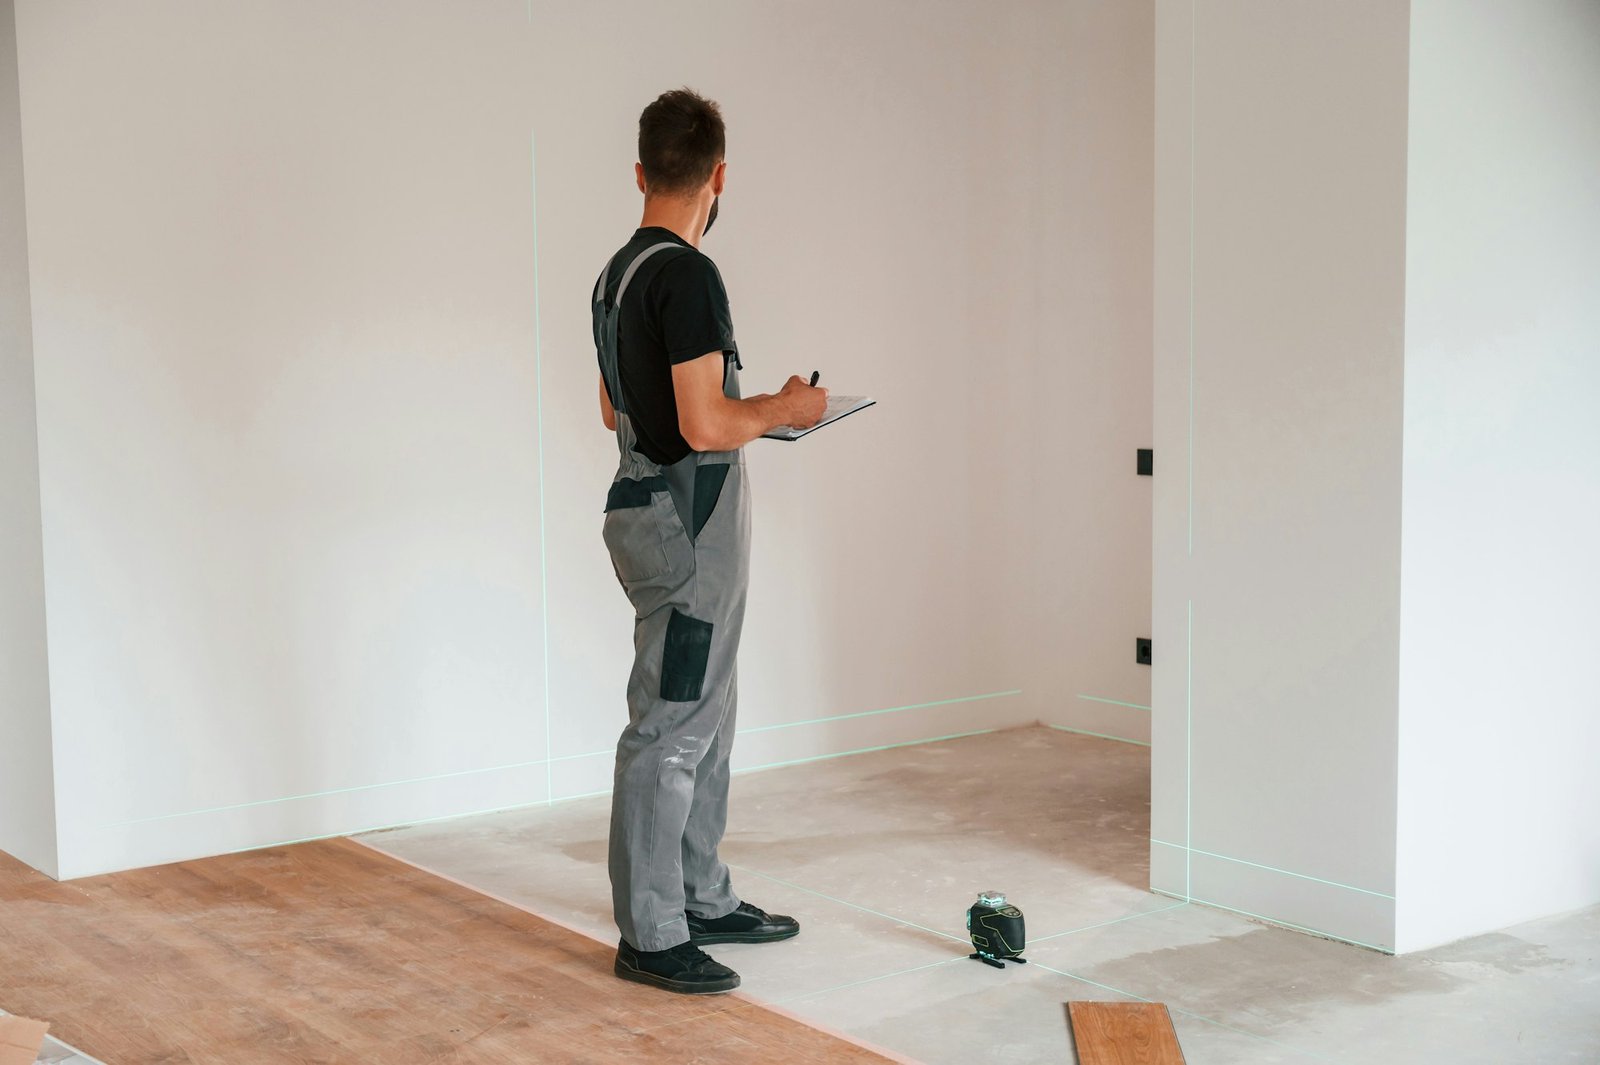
left=0, top=1015, right=50, bottom=1065
left=1067, top=1001, right=1186, bottom=1065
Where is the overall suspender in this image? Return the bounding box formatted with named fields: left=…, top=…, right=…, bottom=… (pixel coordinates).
left=594, top=241, right=683, bottom=414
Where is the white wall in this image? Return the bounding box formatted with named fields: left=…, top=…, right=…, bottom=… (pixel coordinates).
left=17, top=0, right=552, bottom=878
left=522, top=0, right=1047, bottom=804
left=1154, top=0, right=1600, bottom=954
left=1012, top=0, right=1157, bottom=748
left=1395, top=0, right=1600, bottom=952
left=0, top=0, right=57, bottom=878
left=7, top=0, right=1150, bottom=879
left=1152, top=0, right=1410, bottom=951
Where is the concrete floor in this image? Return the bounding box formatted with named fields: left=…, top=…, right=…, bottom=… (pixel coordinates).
left=355, top=726, right=1600, bottom=1064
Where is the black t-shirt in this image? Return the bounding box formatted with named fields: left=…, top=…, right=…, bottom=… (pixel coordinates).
left=593, top=226, right=739, bottom=467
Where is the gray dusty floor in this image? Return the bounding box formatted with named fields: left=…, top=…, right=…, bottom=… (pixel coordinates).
left=355, top=726, right=1600, bottom=1064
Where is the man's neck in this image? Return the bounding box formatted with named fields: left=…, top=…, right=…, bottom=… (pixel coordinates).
left=639, top=196, right=709, bottom=249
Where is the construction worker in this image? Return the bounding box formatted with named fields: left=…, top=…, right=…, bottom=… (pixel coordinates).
left=591, top=87, right=827, bottom=995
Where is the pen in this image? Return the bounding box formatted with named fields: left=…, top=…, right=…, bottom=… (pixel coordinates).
left=809, top=371, right=820, bottom=387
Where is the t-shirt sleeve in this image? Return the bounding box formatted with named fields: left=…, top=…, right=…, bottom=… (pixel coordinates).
left=653, top=253, right=739, bottom=365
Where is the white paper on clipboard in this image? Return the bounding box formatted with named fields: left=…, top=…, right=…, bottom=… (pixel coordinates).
left=761, top=395, right=876, bottom=441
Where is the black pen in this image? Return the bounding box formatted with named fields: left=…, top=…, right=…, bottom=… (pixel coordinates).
left=809, top=370, right=820, bottom=387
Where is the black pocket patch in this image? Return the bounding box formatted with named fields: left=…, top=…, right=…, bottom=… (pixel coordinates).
left=604, top=473, right=668, bottom=511
left=605, top=475, right=669, bottom=512
left=692, top=464, right=730, bottom=538
left=661, top=609, right=714, bottom=702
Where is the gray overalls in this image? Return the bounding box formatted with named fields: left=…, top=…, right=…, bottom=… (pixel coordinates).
left=593, top=242, right=750, bottom=952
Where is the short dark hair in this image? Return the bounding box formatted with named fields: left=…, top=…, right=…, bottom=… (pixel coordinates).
left=638, top=88, right=725, bottom=197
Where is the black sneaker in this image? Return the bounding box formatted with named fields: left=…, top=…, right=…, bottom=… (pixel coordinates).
left=686, top=901, right=801, bottom=945
left=614, top=939, right=741, bottom=995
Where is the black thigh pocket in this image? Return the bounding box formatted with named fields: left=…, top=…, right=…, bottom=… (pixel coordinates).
left=661, top=609, right=714, bottom=702
left=692, top=463, right=730, bottom=539
left=602, top=492, right=673, bottom=584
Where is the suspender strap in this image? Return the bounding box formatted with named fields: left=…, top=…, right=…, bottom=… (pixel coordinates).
left=595, top=241, right=684, bottom=307
left=593, top=253, right=617, bottom=304
left=617, top=242, right=682, bottom=305
left=597, top=241, right=687, bottom=416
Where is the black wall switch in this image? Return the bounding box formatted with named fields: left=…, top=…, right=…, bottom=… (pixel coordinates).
left=1137, top=449, right=1153, bottom=476
left=1136, top=638, right=1152, bottom=665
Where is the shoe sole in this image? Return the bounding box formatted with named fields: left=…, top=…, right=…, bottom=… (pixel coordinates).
left=687, top=926, right=801, bottom=946
left=614, top=959, right=741, bottom=995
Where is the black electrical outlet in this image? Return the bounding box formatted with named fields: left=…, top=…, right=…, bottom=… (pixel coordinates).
left=1137, top=448, right=1153, bottom=476
left=1136, top=638, right=1152, bottom=665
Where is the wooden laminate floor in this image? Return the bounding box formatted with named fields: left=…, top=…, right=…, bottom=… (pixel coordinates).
left=0, top=838, right=894, bottom=1064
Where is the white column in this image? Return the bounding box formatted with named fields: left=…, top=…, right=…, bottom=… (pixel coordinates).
left=1152, top=0, right=1411, bottom=951
left=1155, top=0, right=1600, bottom=954
left=1395, top=0, right=1600, bottom=953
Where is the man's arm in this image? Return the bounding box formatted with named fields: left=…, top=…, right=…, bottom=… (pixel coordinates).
left=673, top=352, right=828, bottom=452
left=599, top=373, right=617, bottom=432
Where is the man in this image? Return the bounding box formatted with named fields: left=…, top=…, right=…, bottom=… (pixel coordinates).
left=591, top=88, right=827, bottom=995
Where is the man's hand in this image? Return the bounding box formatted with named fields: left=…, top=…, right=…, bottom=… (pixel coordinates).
left=673, top=353, right=830, bottom=452
left=777, top=375, right=828, bottom=429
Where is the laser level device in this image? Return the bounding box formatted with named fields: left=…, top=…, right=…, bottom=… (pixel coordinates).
left=967, top=890, right=1027, bottom=969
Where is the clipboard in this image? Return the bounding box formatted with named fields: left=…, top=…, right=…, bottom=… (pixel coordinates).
left=762, top=395, right=876, bottom=442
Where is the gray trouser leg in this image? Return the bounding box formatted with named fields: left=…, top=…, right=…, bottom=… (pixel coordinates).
left=605, top=460, right=749, bottom=952
left=682, top=660, right=739, bottom=921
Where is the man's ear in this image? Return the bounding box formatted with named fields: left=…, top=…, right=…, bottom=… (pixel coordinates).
left=636, top=162, right=647, bottom=195
left=711, top=160, right=726, bottom=196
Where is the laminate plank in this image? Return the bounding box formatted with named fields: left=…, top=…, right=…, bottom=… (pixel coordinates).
left=0, top=839, right=893, bottom=1063
left=0, top=1014, right=51, bottom=1065
left=1067, top=1001, right=1187, bottom=1065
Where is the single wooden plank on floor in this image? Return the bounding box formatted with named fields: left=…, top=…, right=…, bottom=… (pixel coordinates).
left=1067, top=1001, right=1186, bottom=1065
left=0, top=1015, right=51, bottom=1065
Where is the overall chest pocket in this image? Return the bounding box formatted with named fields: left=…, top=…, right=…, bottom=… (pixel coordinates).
left=691, top=463, right=730, bottom=540
left=602, top=481, right=676, bottom=584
